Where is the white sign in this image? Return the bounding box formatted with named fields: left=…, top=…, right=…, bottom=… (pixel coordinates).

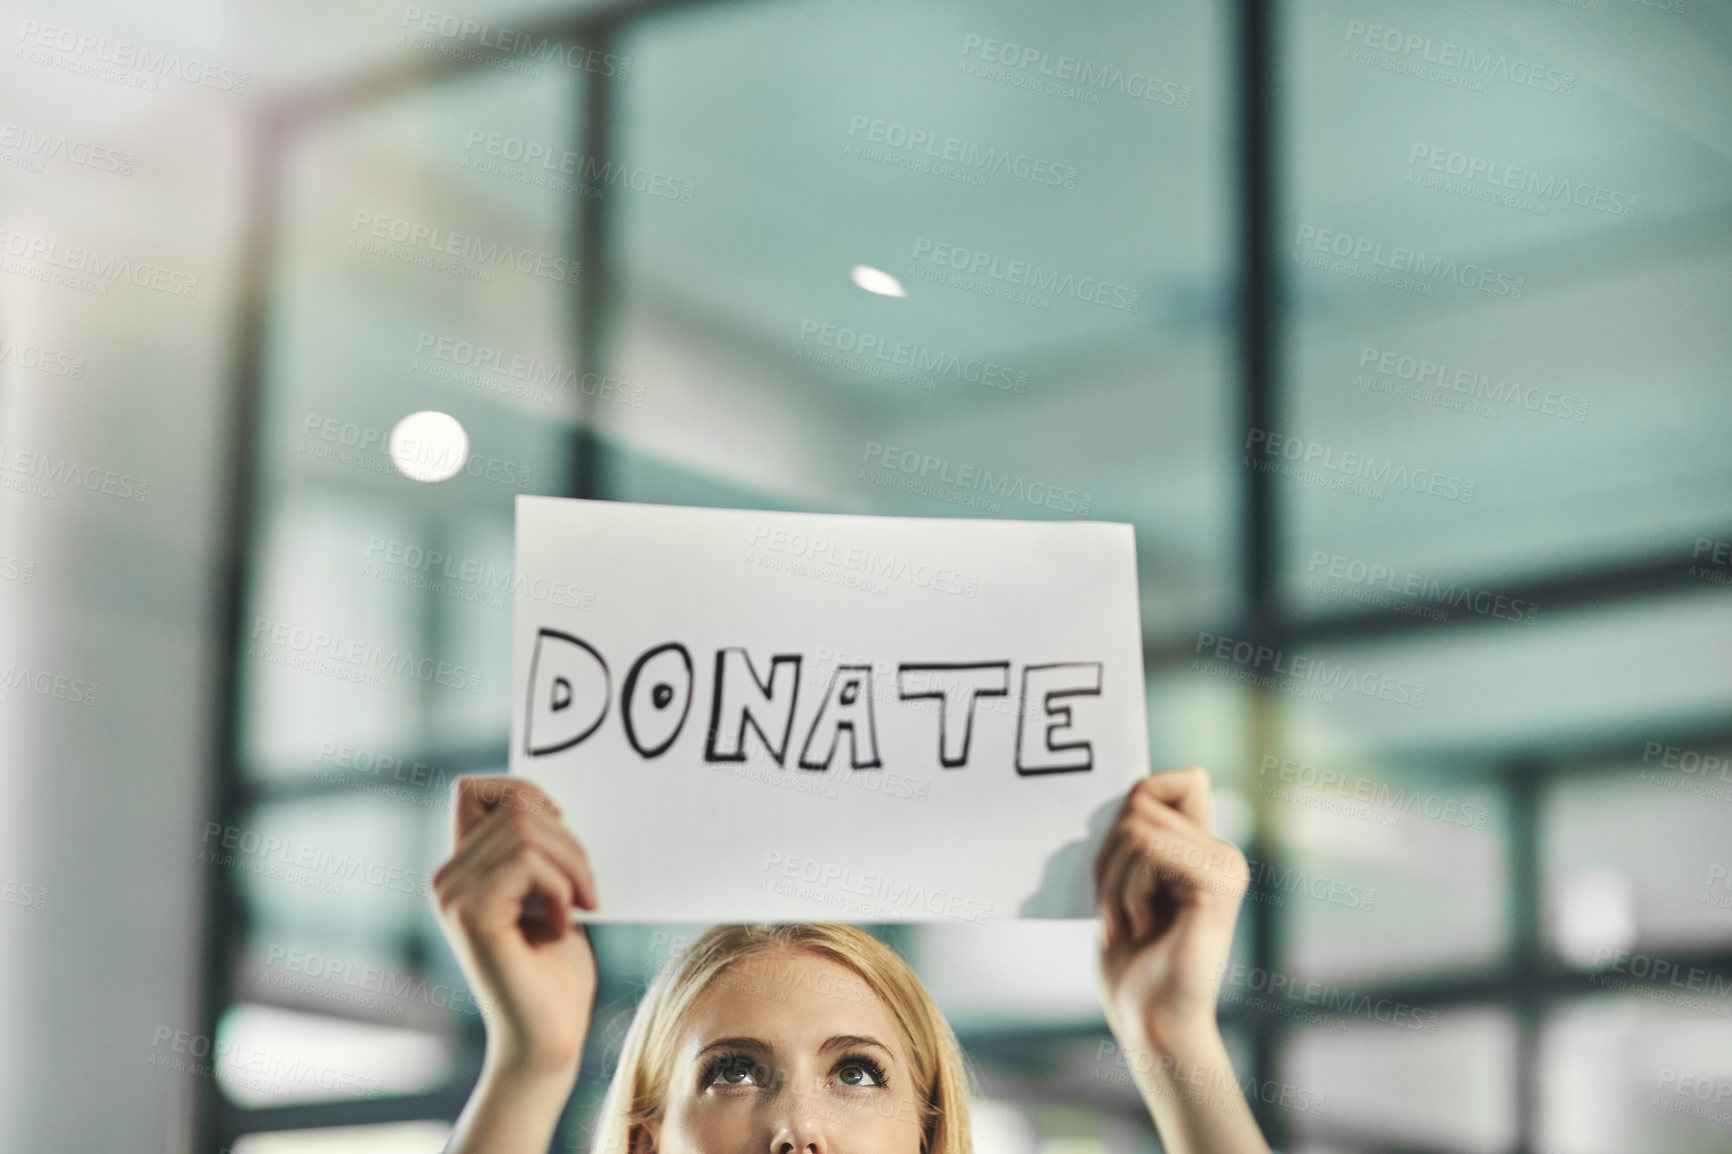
left=510, top=496, right=1148, bottom=922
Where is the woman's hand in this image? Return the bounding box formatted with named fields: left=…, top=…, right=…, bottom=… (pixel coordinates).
left=1094, top=766, right=1247, bottom=1044
left=432, top=776, right=598, bottom=1153
left=1094, top=768, right=1268, bottom=1154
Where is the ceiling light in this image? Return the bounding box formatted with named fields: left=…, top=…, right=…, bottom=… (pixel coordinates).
left=850, top=265, right=906, bottom=297
left=389, top=410, right=469, bottom=483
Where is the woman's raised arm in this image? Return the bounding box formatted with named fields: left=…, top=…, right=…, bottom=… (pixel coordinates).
left=432, top=776, right=600, bottom=1154
left=1093, top=767, right=1271, bottom=1154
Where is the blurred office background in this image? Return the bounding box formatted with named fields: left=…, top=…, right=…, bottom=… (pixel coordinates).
left=2, top=0, right=1731, bottom=1151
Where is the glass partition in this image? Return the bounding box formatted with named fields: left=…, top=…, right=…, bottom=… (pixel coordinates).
left=207, top=1, right=1732, bottom=1150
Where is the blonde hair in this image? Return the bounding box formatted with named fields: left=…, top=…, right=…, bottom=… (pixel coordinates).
left=589, top=924, right=974, bottom=1154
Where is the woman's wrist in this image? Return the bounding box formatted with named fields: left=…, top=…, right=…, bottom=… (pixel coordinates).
left=1111, top=1017, right=1264, bottom=1148
left=480, top=994, right=593, bottom=1083
left=481, top=1025, right=586, bottom=1095
left=447, top=1050, right=580, bottom=1154
left=1098, top=984, right=1219, bottom=1056
left=1106, top=1011, right=1223, bottom=1086
left=1132, top=1007, right=1226, bottom=1060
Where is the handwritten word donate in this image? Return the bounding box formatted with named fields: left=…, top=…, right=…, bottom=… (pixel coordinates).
left=522, top=630, right=1103, bottom=776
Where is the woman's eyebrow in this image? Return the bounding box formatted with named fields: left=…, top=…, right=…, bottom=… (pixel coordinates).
left=694, top=1035, right=771, bottom=1059
left=820, top=1034, right=894, bottom=1059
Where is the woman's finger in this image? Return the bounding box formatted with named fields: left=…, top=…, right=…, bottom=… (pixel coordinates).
left=523, top=814, right=599, bottom=911
left=1130, top=767, right=1214, bottom=835
left=510, top=847, right=581, bottom=944
left=1096, top=769, right=1223, bottom=940
left=445, top=781, right=594, bottom=906
left=439, top=835, right=579, bottom=937
left=436, top=804, right=592, bottom=916
left=454, top=775, right=562, bottom=842
left=1102, top=805, right=1247, bottom=946
left=1094, top=833, right=1129, bottom=946
left=1109, top=812, right=1190, bottom=942
left=1094, top=797, right=1140, bottom=944
left=1096, top=811, right=1155, bottom=944
left=1131, top=801, right=1247, bottom=901
left=439, top=799, right=539, bottom=886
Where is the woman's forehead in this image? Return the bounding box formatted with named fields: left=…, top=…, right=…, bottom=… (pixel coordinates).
left=676, top=946, right=911, bottom=1058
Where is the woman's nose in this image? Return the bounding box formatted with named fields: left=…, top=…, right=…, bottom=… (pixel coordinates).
left=768, top=1074, right=831, bottom=1154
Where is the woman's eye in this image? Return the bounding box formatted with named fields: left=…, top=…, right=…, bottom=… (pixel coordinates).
left=836, top=1062, right=881, bottom=1087
left=711, top=1059, right=760, bottom=1085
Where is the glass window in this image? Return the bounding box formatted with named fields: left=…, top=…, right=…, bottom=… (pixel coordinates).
left=221, top=48, right=587, bottom=1145
left=234, top=792, right=436, bottom=954
left=1265, top=593, right=1732, bottom=757
left=231, top=1121, right=453, bottom=1153
left=1283, top=1006, right=1519, bottom=1153
left=241, top=60, right=581, bottom=780
left=1540, top=997, right=1732, bottom=1154
left=1275, top=770, right=1506, bottom=983
left=1280, top=0, right=1732, bottom=590
left=215, top=1004, right=453, bottom=1107
left=603, top=0, right=1240, bottom=643
left=1544, top=764, right=1732, bottom=959
left=910, top=920, right=1104, bottom=1030
left=206, top=0, right=1732, bottom=1148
